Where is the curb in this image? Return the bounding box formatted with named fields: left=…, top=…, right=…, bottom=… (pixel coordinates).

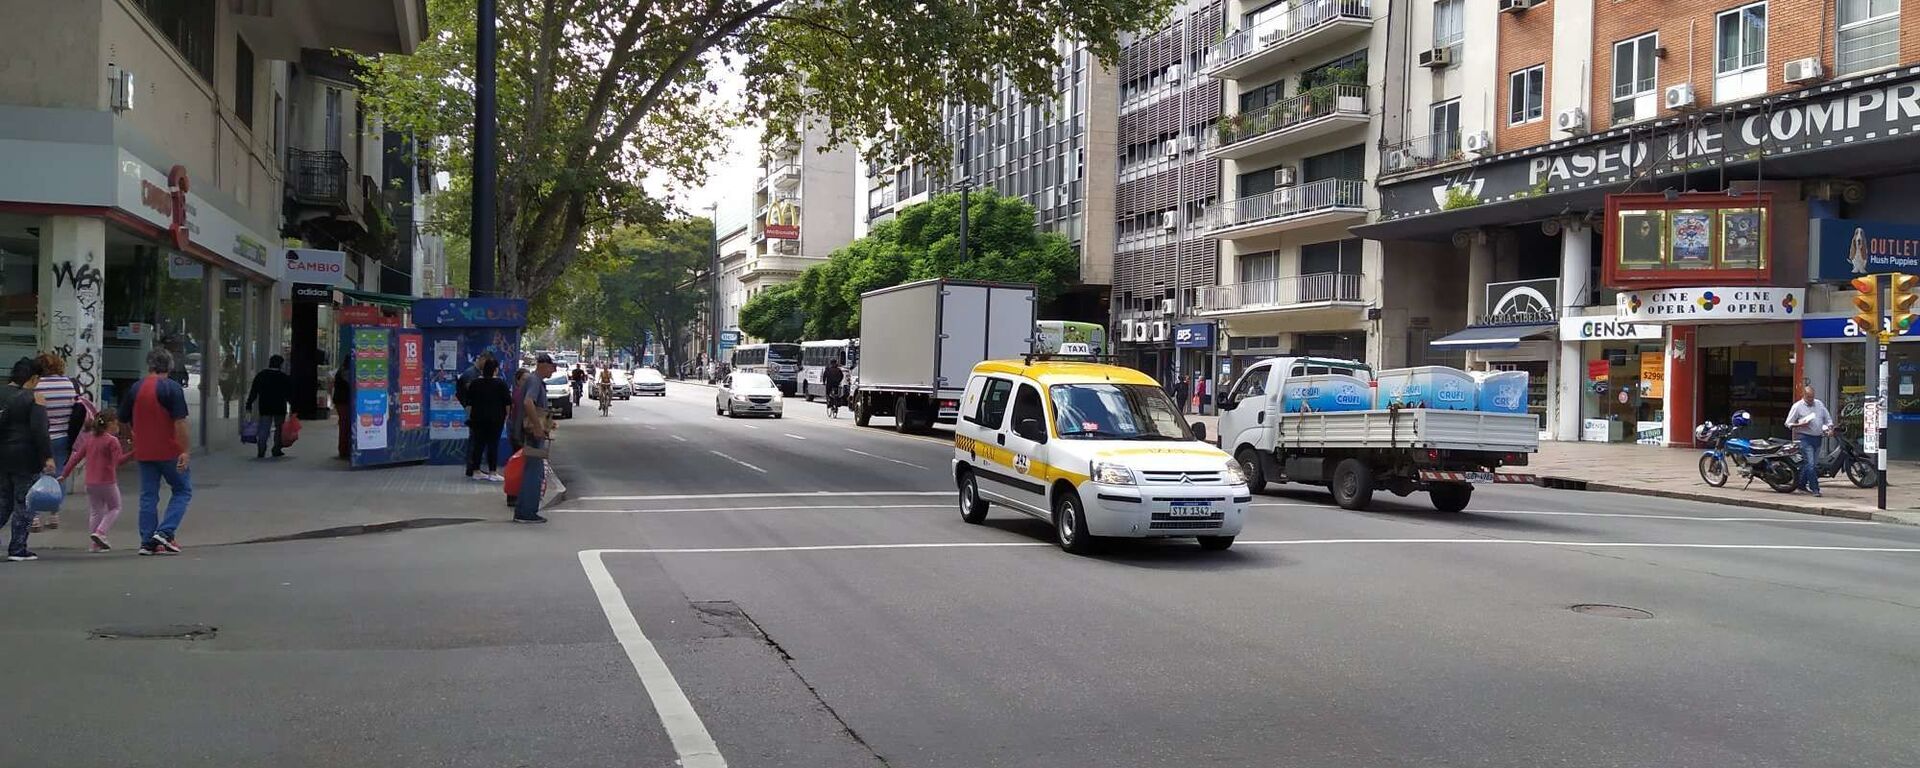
left=1549, top=476, right=1917, bottom=526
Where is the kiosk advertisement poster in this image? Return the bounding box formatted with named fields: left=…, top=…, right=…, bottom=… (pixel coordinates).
left=352, top=328, right=391, bottom=452
left=412, top=298, right=529, bottom=466
left=398, top=331, right=425, bottom=431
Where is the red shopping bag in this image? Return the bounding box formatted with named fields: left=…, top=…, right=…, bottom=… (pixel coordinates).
left=502, top=450, right=526, bottom=494
left=281, top=414, right=303, bottom=446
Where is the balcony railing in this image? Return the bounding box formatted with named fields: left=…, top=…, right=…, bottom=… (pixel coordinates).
left=1211, top=0, right=1371, bottom=70
left=1381, top=130, right=1464, bottom=174
left=766, top=162, right=800, bottom=187
left=1216, top=84, right=1368, bottom=147
left=288, top=149, right=350, bottom=208
left=1201, top=272, right=1366, bottom=312
left=1206, top=178, right=1365, bottom=230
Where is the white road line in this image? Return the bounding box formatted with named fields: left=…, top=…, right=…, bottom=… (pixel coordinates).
left=845, top=447, right=929, bottom=471
left=564, top=504, right=951, bottom=514
left=707, top=450, right=767, bottom=474
left=1473, top=509, right=1879, bottom=525
left=571, top=491, right=950, bottom=502
left=593, top=539, right=1920, bottom=555
left=785, top=433, right=807, bottom=440
left=578, top=551, right=727, bottom=768
left=670, top=435, right=688, bottom=442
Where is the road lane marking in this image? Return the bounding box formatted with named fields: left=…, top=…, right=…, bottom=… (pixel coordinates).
left=845, top=448, right=928, bottom=471
left=1473, top=509, right=1878, bottom=525
left=785, top=433, right=807, bottom=440
left=578, top=551, right=727, bottom=768
left=570, top=491, right=950, bottom=502
left=707, top=450, right=767, bottom=473
left=670, top=435, right=688, bottom=442
left=593, top=539, right=1920, bottom=555
left=564, top=504, right=951, bottom=514
left=741, top=424, right=759, bottom=430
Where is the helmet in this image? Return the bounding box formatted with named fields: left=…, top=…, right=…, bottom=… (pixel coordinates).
left=1731, top=410, right=1752, bottom=427
left=1694, top=422, right=1716, bottom=441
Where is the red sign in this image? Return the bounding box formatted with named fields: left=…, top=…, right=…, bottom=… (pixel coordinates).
left=765, top=223, right=800, bottom=240
left=336, top=305, right=401, bottom=327
left=397, top=331, right=424, bottom=430
left=1587, top=360, right=1610, bottom=381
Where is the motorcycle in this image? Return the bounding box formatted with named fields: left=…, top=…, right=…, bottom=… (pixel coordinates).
left=1696, top=421, right=1802, bottom=493
left=1817, top=432, right=1881, bottom=489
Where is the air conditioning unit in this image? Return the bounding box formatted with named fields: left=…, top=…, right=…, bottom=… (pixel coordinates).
left=1118, top=321, right=1136, bottom=342
left=1161, top=212, right=1178, bottom=232
left=1385, top=149, right=1417, bottom=172
left=1150, top=320, right=1171, bottom=342
left=1167, top=69, right=1182, bottom=85
left=1133, top=320, right=1152, bottom=341
left=1160, top=299, right=1176, bottom=315
left=1179, top=135, right=1197, bottom=152
left=1555, top=107, right=1588, bottom=135
left=1162, top=141, right=1179, bottom=159
left=1273, top=167, right=1297, bottom=187
left=1664, top=83, right=1696, bottom=110
left=1464, top=131, right=1492, bottom=155
left=1418, top=47, right=1453, bottom=69
left=1784, top=58, right=1825, bottom=84
left=1498, top=0, right=1540, bottom=12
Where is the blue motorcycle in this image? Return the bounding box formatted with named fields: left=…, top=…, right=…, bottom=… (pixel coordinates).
left=1696, top=412, right=1801, bottom=493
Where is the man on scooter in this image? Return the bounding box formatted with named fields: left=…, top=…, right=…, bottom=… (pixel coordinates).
left=1786, top=384, right=1835, bottom=497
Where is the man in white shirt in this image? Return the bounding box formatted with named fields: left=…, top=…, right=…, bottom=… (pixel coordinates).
left=1785, top=385, right=1834, bottom=497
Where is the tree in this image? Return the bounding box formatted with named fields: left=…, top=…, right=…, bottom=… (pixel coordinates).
left=361, top=0, right=1169, bottom=301
left=565, top=219, right=713, bottom=366
left=737, top=282, right=805, bottom=343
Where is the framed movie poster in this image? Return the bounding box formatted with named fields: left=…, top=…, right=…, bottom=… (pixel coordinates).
left=1618, top=210, right=1667, bottom=267
left=1669, top=210, right=1713, bottom=266
left=1719, top=208, right=1765, bottom=268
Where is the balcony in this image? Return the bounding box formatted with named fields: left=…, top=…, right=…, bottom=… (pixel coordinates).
left=1205, top=178, right=1367, bottom=239
left=288, top=149, right=351, bottom=210
left=1380, top=130, right=1465, bottom=176
left=1207, top=0, right=1372, bottom=81
left=1210, top=85, right=1369, bottom=161
left=1200, top=272, right=1367, bottom=315
left=765, top=162, right=801, bottom=189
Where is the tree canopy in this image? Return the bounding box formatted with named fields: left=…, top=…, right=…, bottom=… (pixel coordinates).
left=360, top=0, right=1170, bottom=302
left=562, top=218, right=712, bottom=363
left=737, top=190, right=1077, bottom=341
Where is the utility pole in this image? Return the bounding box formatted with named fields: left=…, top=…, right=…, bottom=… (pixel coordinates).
left=957, top=103, right=972, bottom=262
left=469, top=0, right=498, bottom=296
left=707, top=203, right=721, bottom=365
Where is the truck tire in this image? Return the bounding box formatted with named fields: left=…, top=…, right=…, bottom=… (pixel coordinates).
left=853, top=394, right=872, bottom=427
left=1330, top=458, right=1374, bottom=510
left=894, top=395, right=914, bottom=433
left=1235, top=448, right=1268, bottom=493
left=1429, top=484, right=1472, bottom=513
left=802, top=383, right=813, bottom=402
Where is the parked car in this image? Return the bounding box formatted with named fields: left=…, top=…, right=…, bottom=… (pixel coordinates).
left=544, top=374, right=574, bottom=419
left=632, top=367, right=667, bottom=396
left=716, top=372, right=783, bottom=418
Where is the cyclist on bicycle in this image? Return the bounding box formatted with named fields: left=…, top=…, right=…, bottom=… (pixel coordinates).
left=595, top=367, right=614, bottom=416
left=822, top=358, right=847, bottom=418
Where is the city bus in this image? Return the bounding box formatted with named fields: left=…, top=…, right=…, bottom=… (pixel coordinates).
left=1034, top=320, right=1107, bottom=356
left=731, top=342, right=803, bottom=396
left=798, top=339, right=859, bottom=401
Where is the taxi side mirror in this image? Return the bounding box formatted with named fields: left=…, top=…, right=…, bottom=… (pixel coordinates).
left=1015, top=417, right=1047, bottom=443
left=1189, top=422, right=1207, bottom=442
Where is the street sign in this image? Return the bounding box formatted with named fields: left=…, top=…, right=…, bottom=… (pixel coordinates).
left=1863, top=399, right=1882, bottom=453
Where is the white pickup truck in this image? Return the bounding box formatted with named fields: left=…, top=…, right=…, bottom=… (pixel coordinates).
left=1213, top=357, right=1538, bottom=512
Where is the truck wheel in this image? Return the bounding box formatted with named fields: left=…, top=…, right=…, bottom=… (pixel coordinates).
left=1235, top=448, right=1268, bottom=493
left=1053, top=489, right=1099, bottom=555
left=1429, top=484, right=1472, bottom=513
left=894, top=395, right=915, bottom=434
left=1330, top=458, right=1374, bottom=510
left=853, top=394, right=872, bottom=427
left=803, top=384, right=813, bottom=402
left=957, top=470, right=989, bottom=524
left=1197, top=536, right=1235, bottom=551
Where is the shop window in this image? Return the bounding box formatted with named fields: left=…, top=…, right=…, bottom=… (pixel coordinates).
left=1603, top=192, right=1772, bottom=286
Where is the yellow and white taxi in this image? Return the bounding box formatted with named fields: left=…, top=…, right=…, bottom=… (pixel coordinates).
left=952, top=359, right=1249, bottom=554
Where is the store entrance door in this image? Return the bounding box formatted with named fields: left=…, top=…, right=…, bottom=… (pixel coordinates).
left=1701, top=344, right=1794, bottom=439
left=1890, top=345, right=1920, bottom=460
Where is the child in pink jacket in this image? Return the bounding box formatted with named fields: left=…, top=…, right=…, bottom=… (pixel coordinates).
left=59, top=412, right=133, bottom=552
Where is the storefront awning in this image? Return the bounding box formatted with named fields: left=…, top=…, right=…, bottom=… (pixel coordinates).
left=1430, top=324, right=1556, bottom=350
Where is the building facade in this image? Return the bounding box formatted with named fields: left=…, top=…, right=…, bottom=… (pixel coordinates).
left=737, top=120, right=857, bottom=329
left=0, top=0, right=422, bottom=449
left=1363, top=0, right=1920, bottom=455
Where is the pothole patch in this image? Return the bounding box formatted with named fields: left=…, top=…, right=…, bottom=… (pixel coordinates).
left=90, top=624, right=218, bottom=640
left=1570, top=604, right=1652, bottom=619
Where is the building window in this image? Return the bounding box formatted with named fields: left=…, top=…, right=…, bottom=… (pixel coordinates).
left=132, top=0, right=215, bottom=82
left=1838, top=0, right=1899, bottom=75
left=324, top=87, right=343, bottom=154
left=1432, top=0, right=1464, bottom=50
left=1508, top=65, right=1545, bottom=125
left=1611, top=33, right=1658, bottom=124
left=234, top=37, right=256, bottom=129
left=1715, top=2, right=1766, bottom=75
left=1429, top=99, right=1460, bottom=158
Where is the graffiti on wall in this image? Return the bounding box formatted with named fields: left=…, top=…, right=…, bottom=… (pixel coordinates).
left=51, top=253, right=103, bottom=395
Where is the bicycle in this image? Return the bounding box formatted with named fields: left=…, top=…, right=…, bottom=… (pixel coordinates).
left=826, top=384, right=847, bottom=419
left=596, top=383, right=613, bottom=417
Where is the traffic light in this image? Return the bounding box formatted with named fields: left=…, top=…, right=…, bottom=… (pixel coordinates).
left=1892, top=273, right=1919, bottom=334
left=1852, top=274, right=1881, bottom=334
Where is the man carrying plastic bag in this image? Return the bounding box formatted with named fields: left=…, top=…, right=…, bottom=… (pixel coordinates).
left=0, top=358, right=54, bottom=562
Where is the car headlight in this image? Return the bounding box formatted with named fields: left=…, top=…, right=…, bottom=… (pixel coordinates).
left=1092, top=462, right=1136, bottom=486
left=732, top=394, right=751, bottom=402
left=1222, top=459, right=1248, bottom=485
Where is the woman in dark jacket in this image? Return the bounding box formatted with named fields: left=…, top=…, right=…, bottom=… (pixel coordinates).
left=463, top=358, right=513, bottom=481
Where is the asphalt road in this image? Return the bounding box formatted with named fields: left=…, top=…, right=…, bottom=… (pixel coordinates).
left=6, top=381, right=1919, bottom=767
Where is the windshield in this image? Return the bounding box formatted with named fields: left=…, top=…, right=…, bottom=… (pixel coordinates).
left=767, top=344, right=800, bottom=364
left=1048, top=384, right=1191, bottom=440
left=733, top=373, right=775, bottom=389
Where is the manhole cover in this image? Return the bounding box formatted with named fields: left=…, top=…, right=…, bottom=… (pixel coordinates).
left=90, top=624, right=218, bottom=640
left=1569, top=604, right=1652, bottom=619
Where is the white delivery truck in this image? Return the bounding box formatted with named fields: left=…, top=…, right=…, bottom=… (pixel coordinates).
left=1213, top=357, right=1538, bottom=512
left=852, top=278, right=1037, bottom=433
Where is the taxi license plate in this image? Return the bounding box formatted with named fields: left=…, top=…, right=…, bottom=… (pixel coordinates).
left=1167, top=502, right=1214, bottom=517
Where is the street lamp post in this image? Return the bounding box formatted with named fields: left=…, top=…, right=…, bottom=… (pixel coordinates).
left=469, top=0, right=498, bottom=296
left=707, top=203, right=721, bottom=365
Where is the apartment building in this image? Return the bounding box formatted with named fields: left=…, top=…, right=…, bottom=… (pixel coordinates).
left=714, top=198, right=754, bottom=339
left=1111, top=1, right=1226, bottom=382
left=0, top=0, right=422, bottom=447
left=739, top=121, right=857, bottom=325
left=1363, top=0, right=1920, bottom=456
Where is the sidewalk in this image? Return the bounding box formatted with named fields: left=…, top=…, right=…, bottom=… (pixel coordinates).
left=27, top=420, right=566, bottom=549
left=1185, top=412, right=1920, bottom=525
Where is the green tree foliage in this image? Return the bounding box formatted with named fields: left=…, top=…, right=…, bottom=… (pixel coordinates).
left=737, top=282, right=804, bottom=343
left=361, top=0, right=1168, bottom=301
left=748, top=190, right=1077, bottom=341
left=562, top=219, right=713, bottom=364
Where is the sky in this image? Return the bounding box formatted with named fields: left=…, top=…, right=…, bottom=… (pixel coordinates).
left=649, top=63, right=760, bottom=221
